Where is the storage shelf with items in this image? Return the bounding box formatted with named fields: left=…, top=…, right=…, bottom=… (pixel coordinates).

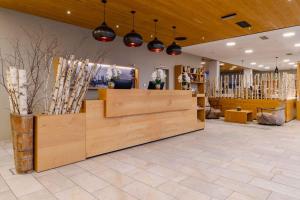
left=174, top=65, right=205, bottom=124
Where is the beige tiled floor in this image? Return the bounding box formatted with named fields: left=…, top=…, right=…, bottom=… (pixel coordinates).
left=1, top=119, right=300, bottom=200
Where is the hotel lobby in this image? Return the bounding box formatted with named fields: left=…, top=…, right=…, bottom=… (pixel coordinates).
left=0, top=1, right=300, bottom=200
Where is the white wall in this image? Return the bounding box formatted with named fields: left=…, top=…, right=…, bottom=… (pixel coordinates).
left=0, top=8, right=202, bottom=140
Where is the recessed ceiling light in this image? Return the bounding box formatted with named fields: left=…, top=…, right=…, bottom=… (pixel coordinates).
left=150, top=34, right=153, bottom=38
left=219, top=63, right=225, bottom=66
left=250, top=62, right=256, bottom=65
left=258, top=64, right=264, bottom=68
left=289, top=62, right=295, bottom=65
left=116, top=24, right=119, bottom=28
left=264, top=66, right=270, bottom=69
left=226, top=42, right=236, bottom=46
left=245, top=49, right=253, bottom=54
left=67, top=10, right=71, bottom=15
left=283, top=32, right=295, bottom=37
left=201, top=61, right=206, bottom=65
left=283, top=59, right=290, bottom=62
left=294, top=43, right=300, bottom=47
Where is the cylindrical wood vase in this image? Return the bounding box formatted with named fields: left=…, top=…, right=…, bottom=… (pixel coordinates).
left=10, top=114, right=33, bottom=174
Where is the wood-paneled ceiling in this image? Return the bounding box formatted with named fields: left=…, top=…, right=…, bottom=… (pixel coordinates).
left=1, top=0, right=300, bottom=46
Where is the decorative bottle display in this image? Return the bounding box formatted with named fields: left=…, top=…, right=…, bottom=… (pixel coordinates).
left=174, top=65, right=205, bottom=122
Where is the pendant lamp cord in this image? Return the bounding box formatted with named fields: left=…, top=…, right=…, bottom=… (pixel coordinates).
left=102, top=0, right=106, bottom=22
left=154, top=20, right=157, bottom=37
left=131, top=11, right=136, bottom=31
left=172, top=26, right=176, bottom=39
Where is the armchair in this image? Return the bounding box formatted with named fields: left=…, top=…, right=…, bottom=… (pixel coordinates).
left=205, top=97, right=222, bottom=119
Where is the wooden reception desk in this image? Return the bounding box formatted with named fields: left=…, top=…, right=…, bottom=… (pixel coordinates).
left=35, top=89, right=204, bottom=171
left=85, top=89, right=204, bottom=157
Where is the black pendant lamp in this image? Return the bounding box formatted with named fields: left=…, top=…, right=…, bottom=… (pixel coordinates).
left=92, top=0, right=116, bottom=42
left=274, top=57, right=279, bottom=74
left=166, top=26, right=182, bottom=55
left=123, top=11, right=143, bottom=47
left=147, top=19, right=165, bottom=53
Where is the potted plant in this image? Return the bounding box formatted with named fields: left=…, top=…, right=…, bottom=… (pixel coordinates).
left=151, top=69, right=166, bottom=89
left=178, top=72, right=191, bottom=90
left=106, top=65, right=122, bottom=89
left=0, top=32, right=58, bottom=173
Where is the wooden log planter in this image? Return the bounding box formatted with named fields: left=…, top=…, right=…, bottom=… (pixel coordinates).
left=10, top=114, right=33, bottom=174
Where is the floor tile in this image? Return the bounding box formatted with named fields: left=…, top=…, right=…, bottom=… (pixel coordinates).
left=250, top=177, right=300, bottom=199
left=158, top=181, right=210, bottom=200
left=226, top=192, right=256, bottom=200
left=93, top=185, right=137, bottom=200
left=0, top=191, right=16, bottom=200
left=5, top=175, right=43, bottom=197
left=70, top=172, right=109, bottom=193
left=272, top=174, right=300, bottom=189
left=55, top=186, right=96, bottom=200
left=180, top=176, right=233, bottom=200
left=18, top=189, right=56, bottom=200
left=56, top=164, right=86, bottom=177
left=214, top=177, right=270, bottom=200
left=91, top=168, right=134, bottom=188
left=122, top=182, right=174, bottom=200
left=37, top=171, right=74, bottom=193
left=268, top=192, right=300, bottom=200
left=131, top=170, right=167, bottom=187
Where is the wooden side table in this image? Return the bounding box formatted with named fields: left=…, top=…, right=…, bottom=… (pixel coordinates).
left=224, top=109, right=253, bottom=124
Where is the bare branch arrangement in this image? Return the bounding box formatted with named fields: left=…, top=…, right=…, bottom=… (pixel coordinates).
left=207, top=72, right=296, bottom=100
left=48, top=55, right=99, bottom=115
left=0, top=28, right=58, bottom=114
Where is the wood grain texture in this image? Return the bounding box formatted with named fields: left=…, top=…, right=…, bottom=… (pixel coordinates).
left=209, top=98, right=296, bottom=122
left=34, top=113, right=86, bottom=172
left=224, top=109, right=253, bottom=124
left=85, top=100, right=203, bottom=157
left=297, top=101, right=300, bottom=120
left=99, top=89, right=194, bottom=117
left=1, top=0, right=300, bottom=46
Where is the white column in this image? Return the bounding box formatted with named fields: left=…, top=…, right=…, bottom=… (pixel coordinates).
left=208, top=60, right=220, bottom=89
left=243, top=68, right=253, bottom=88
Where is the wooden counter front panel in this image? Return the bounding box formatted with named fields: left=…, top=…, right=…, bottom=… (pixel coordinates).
left=99, top=89, right=194, bottom=117
left=85, top=100, right=203, bottom=157
left=34, top=113, right=86, bottom=172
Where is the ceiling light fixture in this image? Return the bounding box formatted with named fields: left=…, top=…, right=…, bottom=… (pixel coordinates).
left=294, top=43, right=300, bottom=47
left=283, top=59, right=290, bottom=62
left=264, top=66, right=270, bottom=70
left=66, top=10, right=71, bottom=15
left=245, top=49, right=253, bottom=54
left=166, top=26, right=182, bottom=56
left=147, top=19, right=165, bottom=53
left=283, top=32, right=295, bottom=37
left=258, top=64, right=264, bottom=68
left=220, top=63, right=225, bottom=66
left=250, top=62, right=256, bottom=65
left=92, top=0, right=116, bottom=42
left=226, top=42, right=236, bottom=46
left=289, top=62, right=295, bottom=65
left=123, top=11, right=143, bottom=47
left=201, top=61, right=206, bottom=65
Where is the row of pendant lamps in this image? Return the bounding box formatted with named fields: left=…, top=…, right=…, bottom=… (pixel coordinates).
left=92, top=0, right=182, bottom=55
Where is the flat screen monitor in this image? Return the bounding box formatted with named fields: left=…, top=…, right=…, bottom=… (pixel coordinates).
left=114, top=79, right=133, bottom=89
left=148, top=81, right=164, bottom=90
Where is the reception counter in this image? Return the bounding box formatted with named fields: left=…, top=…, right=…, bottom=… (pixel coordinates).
left=35, top=89, right=204, bottom=171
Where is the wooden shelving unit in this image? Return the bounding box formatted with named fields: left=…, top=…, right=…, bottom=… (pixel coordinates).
left=174, top=65, right=205, bottom=124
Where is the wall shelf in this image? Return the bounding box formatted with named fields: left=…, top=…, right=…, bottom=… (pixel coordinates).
left=174, top=65, right=205, bottom=124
